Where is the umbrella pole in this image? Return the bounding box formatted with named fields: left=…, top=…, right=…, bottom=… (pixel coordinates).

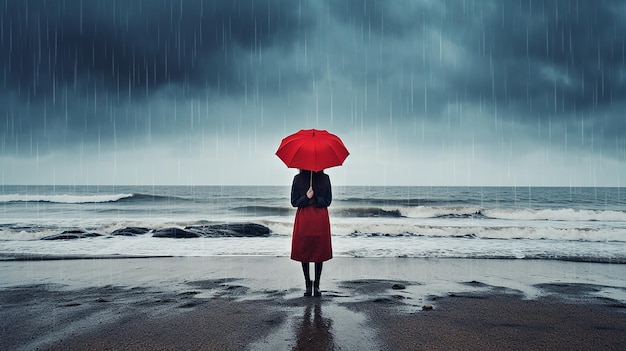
left=310, top=171, right=313, bottom=188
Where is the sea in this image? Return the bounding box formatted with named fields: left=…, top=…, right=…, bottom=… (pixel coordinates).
left=0, top=185, right=625, bottom=263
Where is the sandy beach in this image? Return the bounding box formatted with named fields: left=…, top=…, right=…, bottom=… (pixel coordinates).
left=1, top=256, right=625, bottom=350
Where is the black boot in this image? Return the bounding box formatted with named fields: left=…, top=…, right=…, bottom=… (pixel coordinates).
left=313, top=280, right=322, bottom=297
left=304, top=280, right=313, bottom=297
left=313, top=262, right=323, bottom=297
left=302, top=262, right=312, bottom=297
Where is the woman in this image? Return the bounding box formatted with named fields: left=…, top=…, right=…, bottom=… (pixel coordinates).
left=291, top=169, right=333, bottom=297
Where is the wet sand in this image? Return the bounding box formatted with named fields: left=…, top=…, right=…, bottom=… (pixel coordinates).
left=1, top=257, right=625, bottom=350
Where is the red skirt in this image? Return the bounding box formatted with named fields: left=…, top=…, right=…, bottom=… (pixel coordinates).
left=291, top=206, right=332, bottom=262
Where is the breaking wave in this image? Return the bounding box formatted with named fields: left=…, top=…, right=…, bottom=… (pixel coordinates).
left=339, top=197, right=463, bottom=206
left=0, top=194, right=134, bottom=204
left=370, top=206, right=626, bottom=222
left=230, top=206, right=294, bottom=216
left=115, top=193, right=191, bottom=203
left=333, top=207, right=404, bottom=218
left=0, top=193, right=192, bottom=204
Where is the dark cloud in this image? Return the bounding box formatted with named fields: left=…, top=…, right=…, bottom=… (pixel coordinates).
left=0, top=0, right=314, bottom=155
left=457, top=0, right=626, bottom=114
left=1, top=0, right=625, bottom=169
left=1, top=0, right=310, bottom=99
left=447, top=0, right=626, bottom=150
left=329, top=0, right=626, bottom=121
left=329, top=0, right=424, bottom=37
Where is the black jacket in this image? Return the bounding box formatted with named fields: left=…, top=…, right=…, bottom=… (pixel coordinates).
left=291, top=171, right=332, bottom=208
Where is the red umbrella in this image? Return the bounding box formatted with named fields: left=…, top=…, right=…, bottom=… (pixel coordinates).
left=276, top=129, right=349, bottom=172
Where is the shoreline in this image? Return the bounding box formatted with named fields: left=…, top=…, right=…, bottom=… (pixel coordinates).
left=2, top=257, right=626, bottom=350
left=3, top=252, right=626, bottom=265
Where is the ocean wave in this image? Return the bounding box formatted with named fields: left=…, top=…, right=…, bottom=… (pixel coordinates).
left=0, top=193, right=194, bottom=204
left=432, top=210, right=491, bottom=219
left=230, top=206, right=294, bottom=216
left=337, top=251, right=626, bottom=264
left=339, top=197, right=461, bottom=206
left=1, top=235, right=624, bottom=264
left=331, top=223, right=626, bottom=243
left=333, top=207, right=404, bottom=218
left=0, top=193, right=134, bottom=204
left=377, top=205, right=626, bottom=222
left=229, top=206, right=406, bottom=218
left=483, top=208, right=626, bottom=222
left=116, top=193, right=192, bottom=203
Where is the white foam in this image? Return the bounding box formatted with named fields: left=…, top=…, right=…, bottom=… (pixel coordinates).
left=400, top=205, right=483, bottom=218
left=1, top=235, right=625, bottom=264
left=483, top=208, right=626, bottom=222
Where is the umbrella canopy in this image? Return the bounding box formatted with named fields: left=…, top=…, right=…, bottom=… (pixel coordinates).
left=275, top=129, right=349, bottom=172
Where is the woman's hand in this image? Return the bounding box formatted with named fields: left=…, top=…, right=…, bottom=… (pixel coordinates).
left=306, top=187, right=314, bottom=199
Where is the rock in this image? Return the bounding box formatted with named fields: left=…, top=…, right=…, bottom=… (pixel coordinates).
left=41, top=231, right=103, bottom=240
left=391, top=283, right=406, bottom=290
left=152, top=227, right=201, bottom=238
left=422, top=305, right=433, bottom=311
left=185, top=223, right=271, bottom=237
left=111, top=227, right=151, bottom=236
left=61, top=229, right=86, bottom=234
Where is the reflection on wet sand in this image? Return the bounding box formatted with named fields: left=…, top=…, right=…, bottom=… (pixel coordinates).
left=293, top=301, right=334, bottom=350
left=248, top=296, right=379, bottom=350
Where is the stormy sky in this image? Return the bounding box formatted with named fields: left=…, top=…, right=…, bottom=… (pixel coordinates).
left=1, top=0, right=625, bottom=186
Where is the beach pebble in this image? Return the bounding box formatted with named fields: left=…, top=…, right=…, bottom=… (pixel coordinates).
left=392, top=283, right=406, bottom=290
left=422, top=305, right=433, bottom=311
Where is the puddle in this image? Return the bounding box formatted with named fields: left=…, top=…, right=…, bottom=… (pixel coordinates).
left=249, top=299, right=380, bottom=350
